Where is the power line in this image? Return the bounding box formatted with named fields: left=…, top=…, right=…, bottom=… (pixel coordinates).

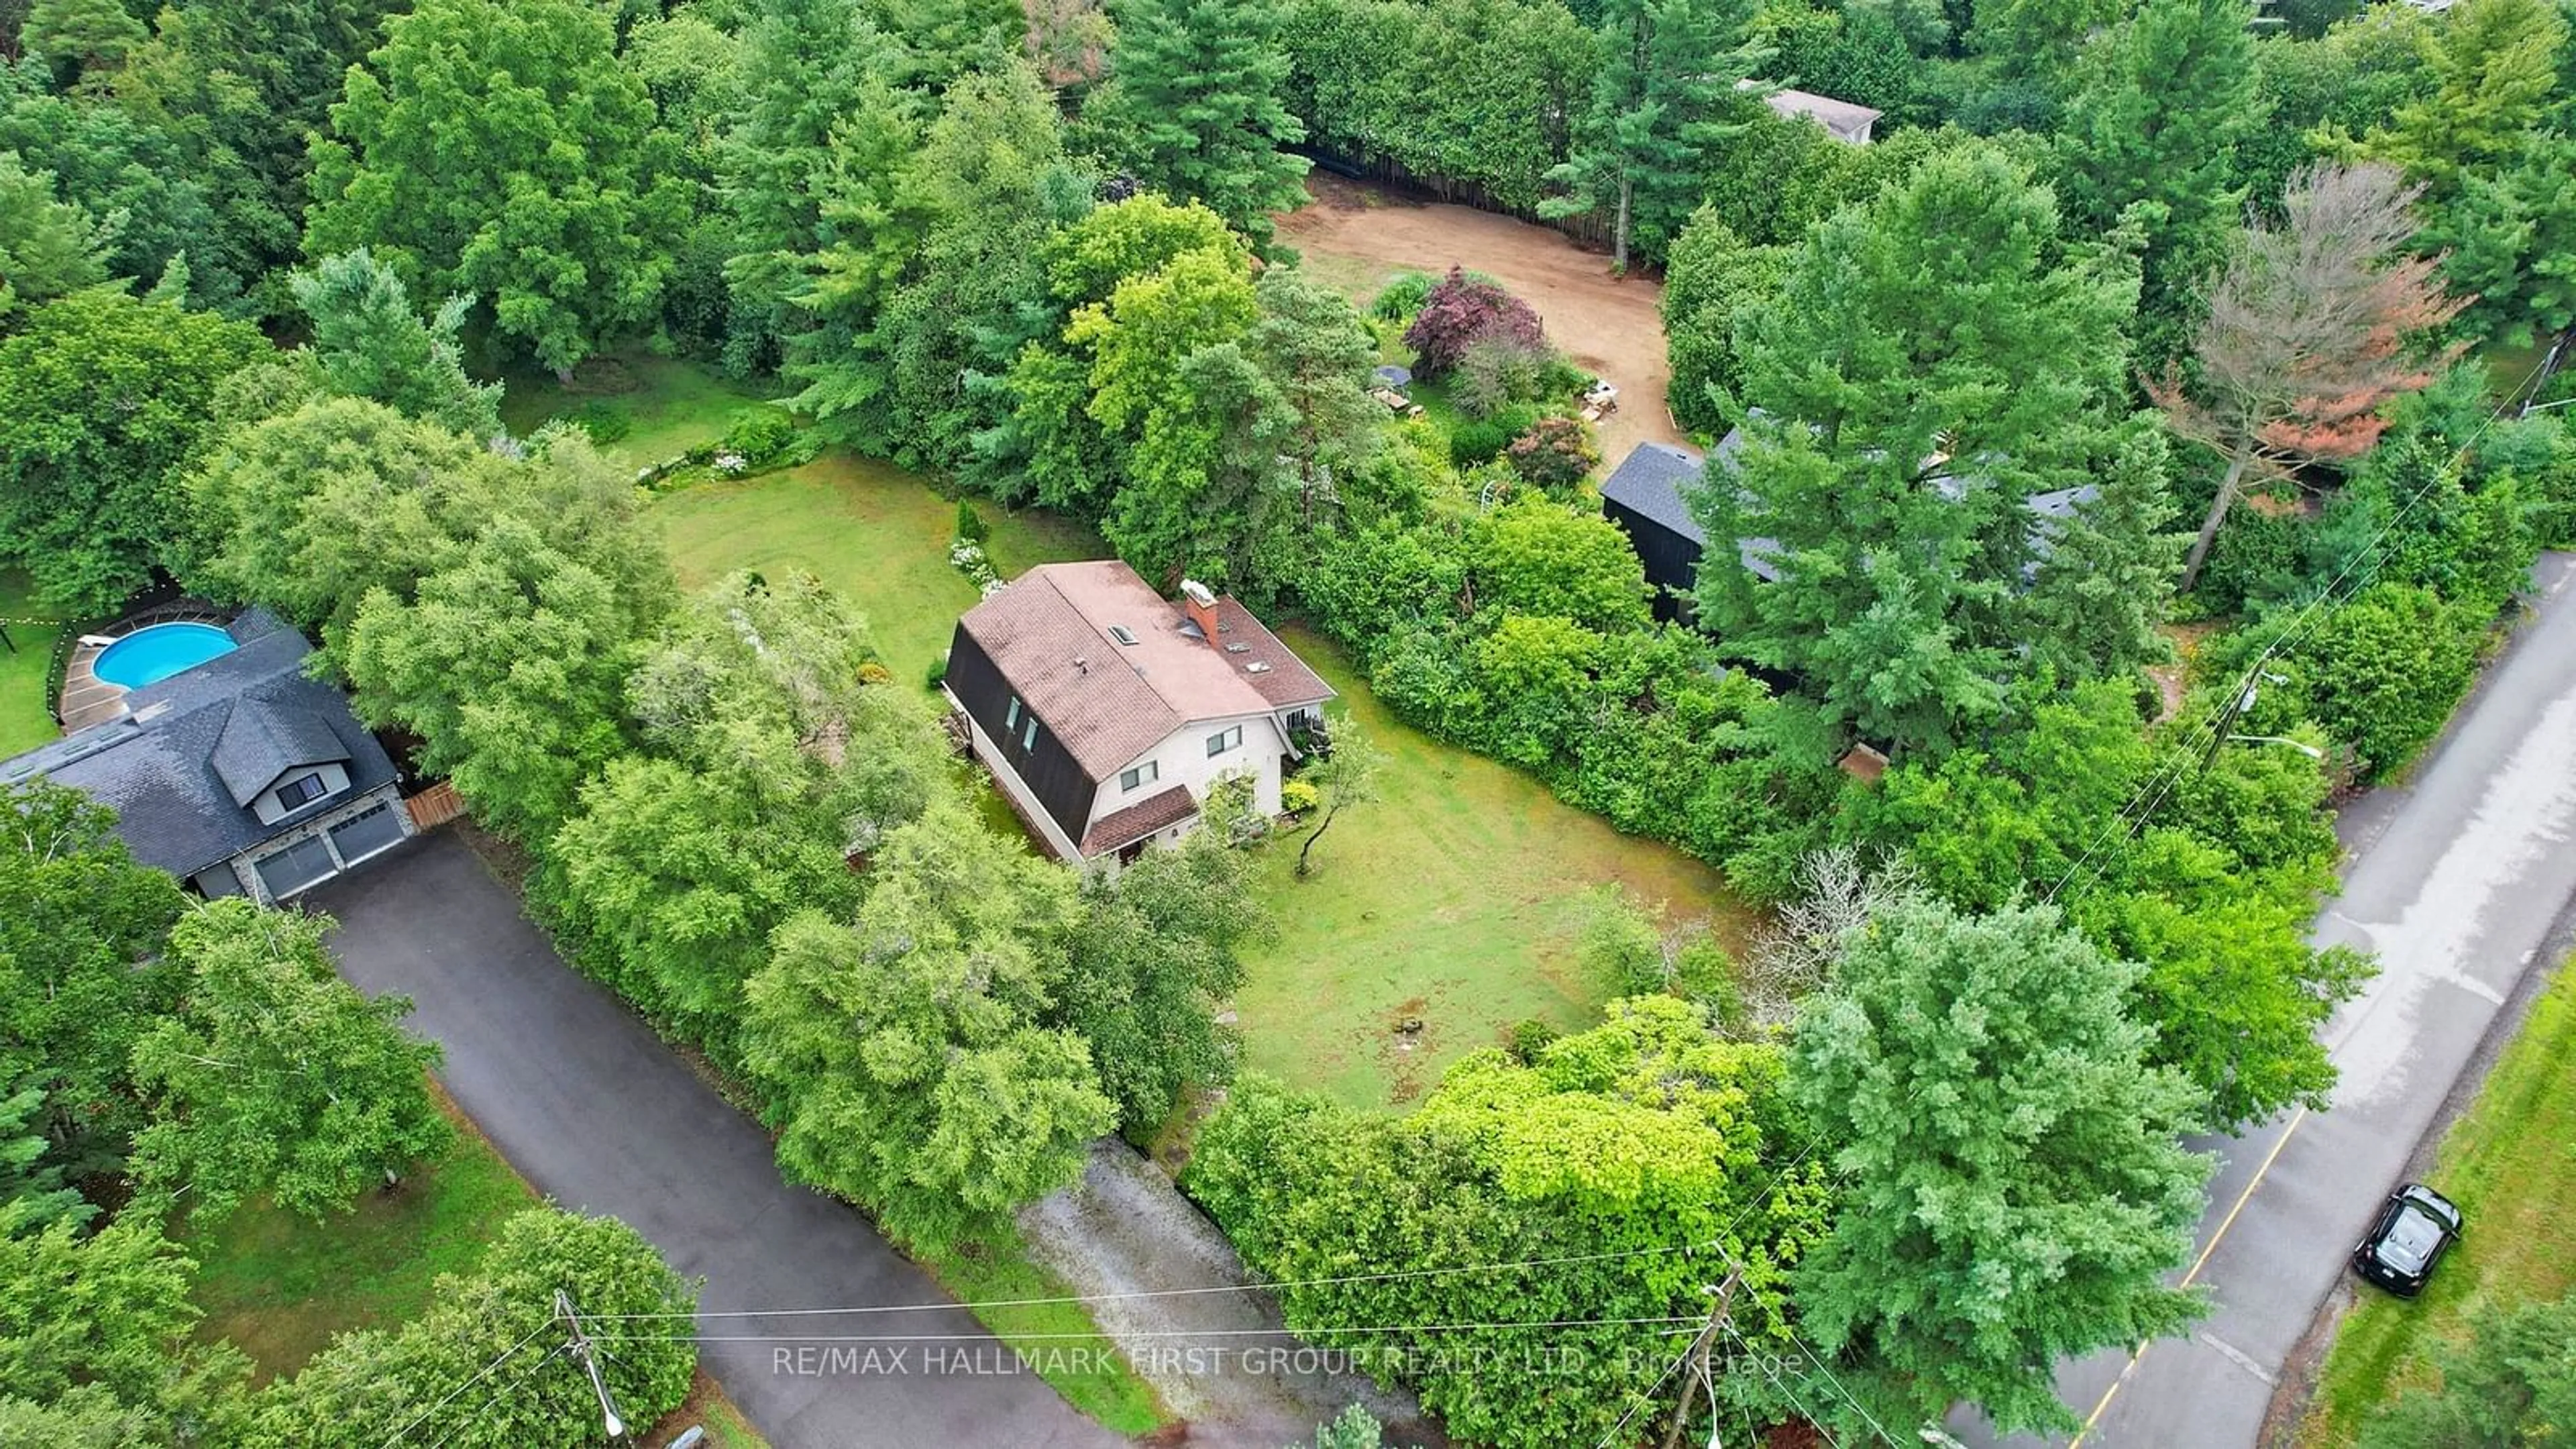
left=2039, top=352, right=2559, bottom=910
left=583, top=1233, right=1756, bottom=1323
left=380, top=1316, right=557, bottom=1447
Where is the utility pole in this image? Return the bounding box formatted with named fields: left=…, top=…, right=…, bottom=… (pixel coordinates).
left=555, top=1289, right=629, bottom=1443
left=1658, top=1265, right=1744, bottom=1449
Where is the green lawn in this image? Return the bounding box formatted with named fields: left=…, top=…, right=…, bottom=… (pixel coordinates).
left=2296, top=957, right=2576, bottom=1446
left=498, top=351, right=778, bottom=463
left=0, top=570, right=62, bottom=756
left=182, top=1090, right=538, bottom=1381
left=653, top=455, right=1104, bottom=684
left=1239, top=627, right=1750, bottom=1108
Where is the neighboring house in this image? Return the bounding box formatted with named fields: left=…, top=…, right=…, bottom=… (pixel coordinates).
left=1599, top=435, right=2098, bottom=615
left=945, top=561, right=1334, bottom=865
left=1, top=611, right=414, bottom=902
left=1763, top=88, right=1882, bottom=144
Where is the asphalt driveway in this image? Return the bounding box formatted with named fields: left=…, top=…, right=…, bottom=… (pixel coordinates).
left=307, top=830, right=1120, bottom=1449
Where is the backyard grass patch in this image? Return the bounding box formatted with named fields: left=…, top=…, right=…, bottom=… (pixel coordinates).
left=653, top=455, right=1105, bottom=684
left=2295, top=955, right=2576, bottom=1446
left=499, top=352, right=777, bottom=463
left=0, top=570, right=60, bottom=757
left=182, top=1086, right=537, bottom=1382
left=1236, top=627, right=1752, bottom=1110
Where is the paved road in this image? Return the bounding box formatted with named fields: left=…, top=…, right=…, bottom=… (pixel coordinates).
left=309, top=831, right=1120, bottom=1449
left=1955, top=553, right=2576, bottom=1449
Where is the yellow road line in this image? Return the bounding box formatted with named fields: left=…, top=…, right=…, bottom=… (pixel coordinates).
left=2067, top=1106, right=2313, bottom=1446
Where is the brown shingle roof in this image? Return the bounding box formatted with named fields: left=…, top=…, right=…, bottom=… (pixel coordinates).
left=1081, top=784, right=1199, bottom=855
left=956, top=561, right=1332, bottom=777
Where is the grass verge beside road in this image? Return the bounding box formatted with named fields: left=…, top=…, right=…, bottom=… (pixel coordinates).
left=184, top=1081, right=772, bottom=1446
left=183, top=1085, right=536, bottom=1380
left=920, top=1230, right=1169, bottom=1436
left=2295, top=955, right=2576, bottom=1446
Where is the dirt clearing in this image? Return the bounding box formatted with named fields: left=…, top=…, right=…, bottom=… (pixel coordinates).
left=1275, top=174, right=1692, bottom=468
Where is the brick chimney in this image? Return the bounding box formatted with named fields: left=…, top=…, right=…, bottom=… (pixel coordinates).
left=1179, top=579, right=1221, bottom=646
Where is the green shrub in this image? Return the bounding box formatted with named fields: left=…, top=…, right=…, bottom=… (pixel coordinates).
left=720, top=404, right=810, bottom=467
left=955, top=498, right=989, bottom=544
left=2294, top=582, right=2484, bottom=780
left=1369, top=271, right=1434, bottom=322
left=1450, top=405, right=1534, bottom=468
left=553, top=399, right=631, bottom=445
left=1280, top=777, right=1321, bottom=814
left=1505, top=415, right=1599, bottom=494
left=1507, top=1017, right=1558, bottom=1063
left=926, top=654, right=949, bottom=690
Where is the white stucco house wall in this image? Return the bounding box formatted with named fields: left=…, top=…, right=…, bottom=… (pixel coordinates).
left=942, top=562, right=1334, bottom=865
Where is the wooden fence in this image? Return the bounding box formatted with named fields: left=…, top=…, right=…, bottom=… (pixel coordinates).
left=404, top=782, right=468, bottom=833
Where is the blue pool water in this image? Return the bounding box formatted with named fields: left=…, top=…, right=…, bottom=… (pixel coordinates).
left=94, top=623, right=237, bottom=689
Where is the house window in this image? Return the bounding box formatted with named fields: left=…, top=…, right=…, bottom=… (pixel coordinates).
left=1006, top=696, right=1022, bottom=729
left=275, top=772, right=329, bottom=810
left=1206, top=725, right=1242, bottom=757
left=1120, top=760, right=1160, bottom=792
left=1021, top=715, right=1038, bottom=751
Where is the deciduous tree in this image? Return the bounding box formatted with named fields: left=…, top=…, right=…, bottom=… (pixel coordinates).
left=305, top=0, right=691, bottom=374
left=0, top=782, right=183, bottom=1185
left=1057, top=832, right=1265, bottom=1130
left=2151, top=162, right=2468, bottom=594
left=1791, top=898, right=2210, bottom=1434
left=1189, top=998, right=1830, bottom=1448
left=741, top=797, right=1113, bottom=1250
left=253, top=1208, right=696, bottom=1446
left=0, top=1214, right=250, bottom=1438
left=130, top=900, right=449, bottom=1222
left=339, top=436, right=675, bottom=843
left=0, top=284, right=262, bottom=612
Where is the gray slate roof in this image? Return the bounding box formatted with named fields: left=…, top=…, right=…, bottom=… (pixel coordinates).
left=1, top=611, right=398, bottom=877
left=1601, top=436, right=1782, bottom=582
left=1602, top=435, right=2104, bottom=590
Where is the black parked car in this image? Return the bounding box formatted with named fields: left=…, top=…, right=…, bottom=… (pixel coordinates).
left=2351, top=1182, right=2463, bottom=1297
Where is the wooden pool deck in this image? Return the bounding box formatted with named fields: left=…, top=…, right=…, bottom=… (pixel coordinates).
left=56, top=605, right=237, bottom=733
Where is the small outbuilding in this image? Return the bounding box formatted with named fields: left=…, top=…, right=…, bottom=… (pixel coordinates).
left=1763, top=88, right=1884, bottom=144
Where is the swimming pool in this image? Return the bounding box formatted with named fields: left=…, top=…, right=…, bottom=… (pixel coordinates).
left=93, top=623, right=238, bottom=690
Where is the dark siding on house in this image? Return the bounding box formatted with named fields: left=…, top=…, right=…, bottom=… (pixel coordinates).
left=1603, top=498, right=1706, bottom=621
left=945, top=625, right=1098, bottom=846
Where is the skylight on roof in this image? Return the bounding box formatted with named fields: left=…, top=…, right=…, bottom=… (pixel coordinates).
left=1109, top=625, right=1139, bottom=645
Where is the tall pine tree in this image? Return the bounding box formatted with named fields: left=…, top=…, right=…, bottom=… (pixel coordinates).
left=2055, top=0, right=2261, bottom=366
left=1688, top=143, right=2141, bottom=755
left=1084, top=0, right=1310, bottom=246
left=1544, top=0, right=1765, bottom=271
